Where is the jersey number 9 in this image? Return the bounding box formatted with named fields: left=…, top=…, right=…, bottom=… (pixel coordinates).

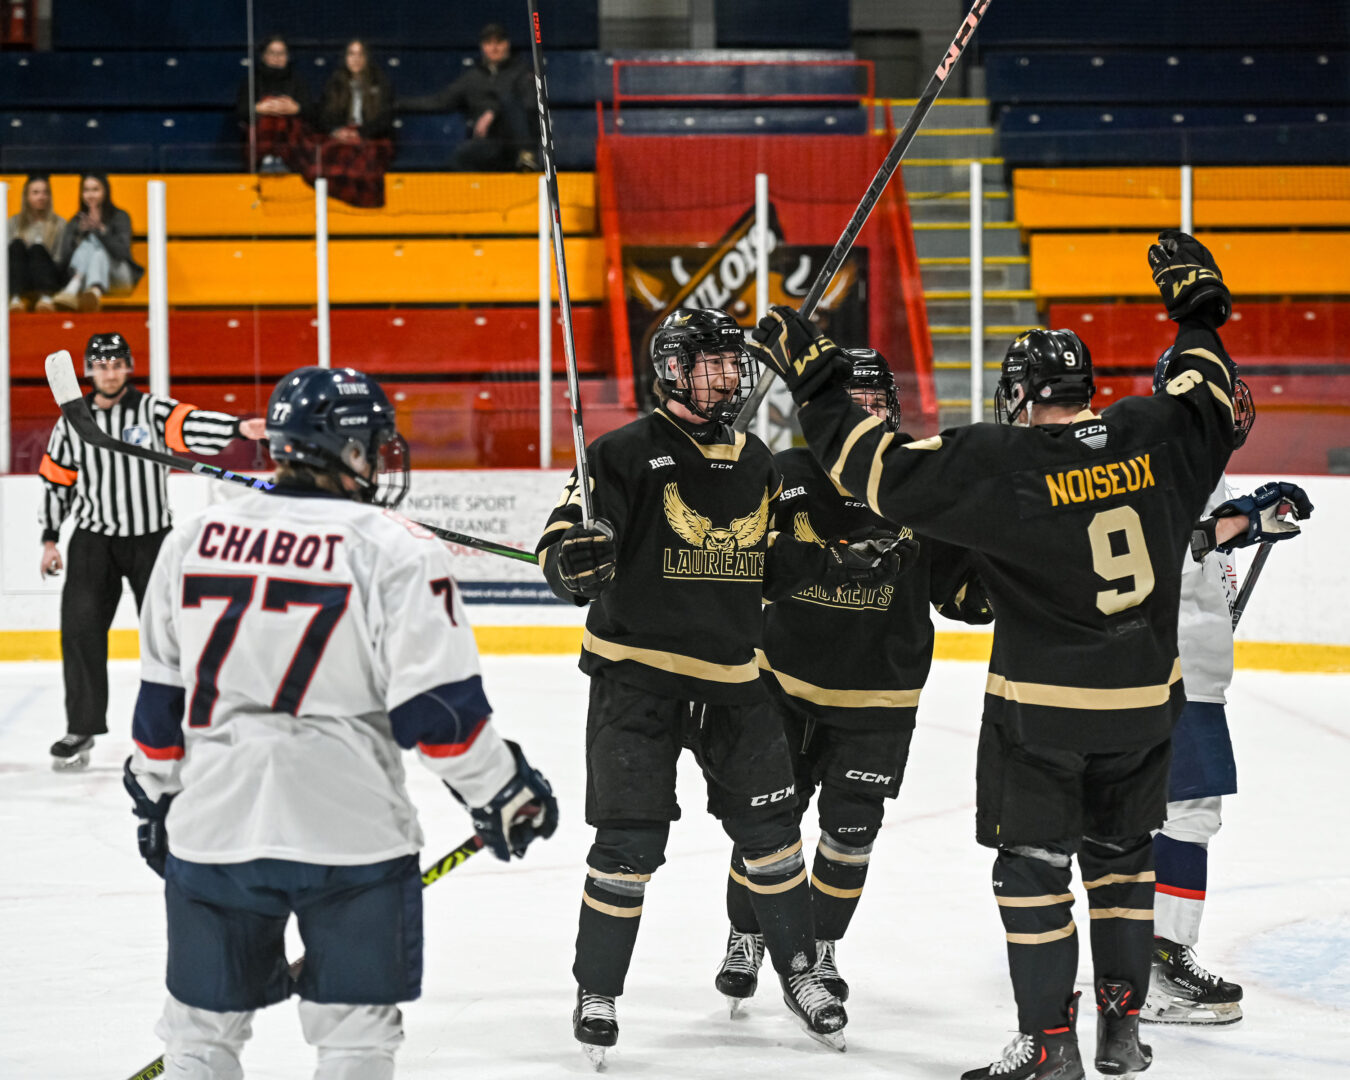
left=1087, top=506, right=1156, bottom=615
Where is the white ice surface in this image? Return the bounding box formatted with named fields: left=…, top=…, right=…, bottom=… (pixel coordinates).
left=1, top=656, right=1347, bottom=1079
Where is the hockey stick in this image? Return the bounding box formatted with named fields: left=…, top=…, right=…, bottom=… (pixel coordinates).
left=733, top=0, right=995, bottom=433
left=44, top=352, right=540, bottom=566
left=122, top=836, right=485, bottom=1080
left=1230, top=541, right=1272, bottom=631
left=528, top=0, right=594, bottom=525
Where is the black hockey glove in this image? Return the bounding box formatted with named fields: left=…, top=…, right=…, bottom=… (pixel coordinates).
left=821, top=532, right=914, bottom=591
left=123, top=756, right=174, bottom=878
left=1212, top=481, right=1314, bottom=552
left=468, top=741, right=559, bottom=862
left=749, top=305, right=851, bottom=406
left=556, top=518, right=617, bottom=599
left=1148, top=229, right=1232, bottom=328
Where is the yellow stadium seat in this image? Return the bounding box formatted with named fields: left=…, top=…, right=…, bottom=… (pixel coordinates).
left=2, top=173, right=596, bottom=237
left=1030, top=232, right=1350, bottom=298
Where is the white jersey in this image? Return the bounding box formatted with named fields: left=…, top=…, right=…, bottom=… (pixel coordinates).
left=130, top=487, right=516, bottom=866
left=1176, top=476, right=1238, bottom=704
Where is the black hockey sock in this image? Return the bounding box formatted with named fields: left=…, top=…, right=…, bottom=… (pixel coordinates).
left=726, top=850, right=760, bottom=933
left=573, top=867, right=649, bottom=997
left=741, top=839, right=816, bottom=976
left=810, top=832, right=871, bottom=940
left=995, top=847, right=1079, bottom=1032
left=1081, top=834, right=1154, bottom=996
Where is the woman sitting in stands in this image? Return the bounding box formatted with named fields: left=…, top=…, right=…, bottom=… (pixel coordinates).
left=305, top=38, right=395, bottom=209
left=7, top=174, right=67, bottom=312
left=53, top=174, right=144, bottom=312
left=237, top=34, right=313, bottom=175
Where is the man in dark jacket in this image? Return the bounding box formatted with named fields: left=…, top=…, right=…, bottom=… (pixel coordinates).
left=400, top=22, right=540, bottom=171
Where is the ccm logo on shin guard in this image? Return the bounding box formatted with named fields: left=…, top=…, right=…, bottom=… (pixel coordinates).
left=845, top=770, right=893, bottom=784
left=750, top=784, right=795, bottom=807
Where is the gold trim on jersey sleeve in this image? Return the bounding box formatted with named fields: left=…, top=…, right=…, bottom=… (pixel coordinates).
left=1207, top=381, right=1235, bottom=422
left=756, top=650, right=922, bottom=708
left=865, top=430, right=895, bottom=515
left=827, top=413, right=883, bottom=493
left=984, top=657, right=1182, bottom=711
left=656, top=410, right=747, bottom=461
left=540, top=520, right=571, bottom=540
left=1181, top=346, right=1233, bottom=388
left=583, top=629, right=760, bottom=683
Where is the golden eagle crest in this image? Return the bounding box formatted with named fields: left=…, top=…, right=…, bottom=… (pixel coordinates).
left=663, top=483, right=768, bottom=551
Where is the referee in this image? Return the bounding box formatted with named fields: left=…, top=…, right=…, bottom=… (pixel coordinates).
left=39, top=332, right=265, bottom=770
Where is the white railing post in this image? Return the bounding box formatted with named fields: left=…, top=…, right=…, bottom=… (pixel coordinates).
left=538, top=173, right=552, bottom=469
left=147, top=180, right=170, bottom=398
left=969, top=161, right=984, bottom=423
left=0, top=180, right=9, bottom=473
left=1180, top=164, right=1194, bottom=235
left=754, top=172, right=771, bottom=445
left=315, top=178, right=331, bottom=369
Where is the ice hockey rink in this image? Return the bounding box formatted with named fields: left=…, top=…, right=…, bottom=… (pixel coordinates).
left=2, top=652, right=1347, bottom=1080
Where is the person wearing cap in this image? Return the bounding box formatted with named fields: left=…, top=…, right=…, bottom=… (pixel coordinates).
left=39, top=332, right=267, bottom=771
left=399, top=21, right=540, bottom=171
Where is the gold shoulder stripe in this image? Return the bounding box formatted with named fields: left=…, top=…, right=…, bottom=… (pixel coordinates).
left=584, top=629, right=760, bottom=683
left=866, top=430, right=895, bottom=515
left=756, top=650, right=922, bottom=708
left=1208, top=380, right=1235, bottom=422
left=902, top=435, right=943, bottom=451
left=828, top=413, right=883, bottom=493
left=985, top=658, right=1181, bottom=711
left=1180, top=346, right=1233, bottom=388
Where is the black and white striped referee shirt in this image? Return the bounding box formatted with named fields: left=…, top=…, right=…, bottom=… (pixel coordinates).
left=40, top=388, right=240, bottom=540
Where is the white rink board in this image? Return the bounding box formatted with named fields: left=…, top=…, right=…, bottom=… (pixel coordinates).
left=0, top=470, right=1344, bottom=646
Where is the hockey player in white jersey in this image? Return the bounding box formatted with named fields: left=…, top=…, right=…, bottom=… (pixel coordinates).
left=124, top=366, right=558, bottom=1079
left=1144, top=356, right=1313, bottom=1026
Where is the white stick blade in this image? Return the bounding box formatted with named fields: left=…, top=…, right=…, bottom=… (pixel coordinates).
left=44, top=351, right=82, bottom=406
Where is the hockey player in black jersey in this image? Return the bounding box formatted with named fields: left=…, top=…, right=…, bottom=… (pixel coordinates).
left=537, top=308, right=901, bottom=1065
left=714, top=349, right=993, bottom=1013
left=749, top=231, right=1242, bottom=1080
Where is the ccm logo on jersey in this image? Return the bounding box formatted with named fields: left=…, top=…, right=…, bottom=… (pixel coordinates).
left=750, top=784, right=795, bottom=807
left=845, top=770, right=893, bottom=784
left=648, top=455, right=675, bottom=470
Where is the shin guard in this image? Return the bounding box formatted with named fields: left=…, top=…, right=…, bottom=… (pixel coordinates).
left=995, top=847, right=1079, bottom=1033
left=1081, top=834, right=1155, bottom=998
left=740, top=839, right=815, bottom=976
left=810, top=832, right=872, bottom=941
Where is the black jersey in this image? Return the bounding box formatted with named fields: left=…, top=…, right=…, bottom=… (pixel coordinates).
left=539, top=406, right=818, bottom=705
left=759, top=447, right=982, bottom=730
left=796, top=322, right=1237, bottom=752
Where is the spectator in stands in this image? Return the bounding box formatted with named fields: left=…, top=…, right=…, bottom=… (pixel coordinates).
left=52, top=174, right=143, bottom=312
left=8, top=174, right=66, bottom=313
left=401, top=21, right=540, bottom=172
left=305, top=38, right=395, bottom=208
left=237, top=34, right=313, bottom=175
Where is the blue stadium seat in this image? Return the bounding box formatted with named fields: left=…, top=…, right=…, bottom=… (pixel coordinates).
left=715, top=2, right=850, bottom=50
left=0, top=111, right=240, bottom=172
left=612, top=107, right=867, bottom=136
left=985, top=49, right=1350, bottom=106
left=998, top=105, right=1350, bottom=165
left=613, top=59, right=866, bottom=99
left=978, top=0, right=1350, bottom=48
left=0, top=51, right=247, bottom=108
left=53, top=0, right=598, bottom=50
left=395, top=108, right=597, bottom=170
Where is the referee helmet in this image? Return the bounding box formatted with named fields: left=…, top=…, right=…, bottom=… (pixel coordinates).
left=84, top=332, right=133, bottom=376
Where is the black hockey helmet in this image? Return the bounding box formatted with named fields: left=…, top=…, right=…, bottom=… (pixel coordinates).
left=649, top=307, right=757, bottom=424
left=1153, top=346, right=1255, bottom=447
left=843, top=347, right=901, bottom=433
left=995, top=329, right=1094, bottom=425
left=84, top=332, right=133, bottom=375
left=266, top=366, right=410, bottom=508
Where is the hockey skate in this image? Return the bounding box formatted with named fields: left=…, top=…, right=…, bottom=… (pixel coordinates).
left=50, top=734, right=94, bottom=772
left=815, top=939, right=849, bottom=1002
left=962, top=993, right=1083, bottom=1080
left=780, top=969, right=847, bottom=1051
left=714, top=926, right=763, bottom=1016
left=1141, top=937, right=1243, bottom=1025
left=1095, top=978, right=1152, bottom=1077
left=573, top=988, right=618, bottom=1071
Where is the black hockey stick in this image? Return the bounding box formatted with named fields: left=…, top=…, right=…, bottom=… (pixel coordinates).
left=528, top=0, right=594, bottom=524
left=1230, top=541, right=1272, bottom=630
left=44, top=352, right=540, bottom=566
left=122, top=836, right=485, bottom=1080
left=733, top=0, right=994, bottom=433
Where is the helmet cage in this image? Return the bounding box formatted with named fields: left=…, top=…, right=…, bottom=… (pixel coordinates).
left=843, top=348, right=901, bottom=433
left=651, top=310, right=757, bottom=424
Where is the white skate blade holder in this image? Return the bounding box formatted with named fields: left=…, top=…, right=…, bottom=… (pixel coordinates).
left=582, top=1043, right=608, bottom=1071
left=51, top=750, right=92, bottom=772
left=1142, top=993, right=1242, bottom=1026
left=726, top=995, right=748, bottom=1019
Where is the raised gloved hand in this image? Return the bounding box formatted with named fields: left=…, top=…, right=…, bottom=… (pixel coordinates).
left=821, top=530, right=918, bottom=591
left=749, top=305, right=851, bottom=405
left=556, top=518, right=617, bottom=599
left=466, top=741, right=559, bottom=862
left=1147, top=229, right=1231, bottom=328
left=1213, top=481, right=1313, bottom=551
left=123, top=756, right=174, bottom=878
